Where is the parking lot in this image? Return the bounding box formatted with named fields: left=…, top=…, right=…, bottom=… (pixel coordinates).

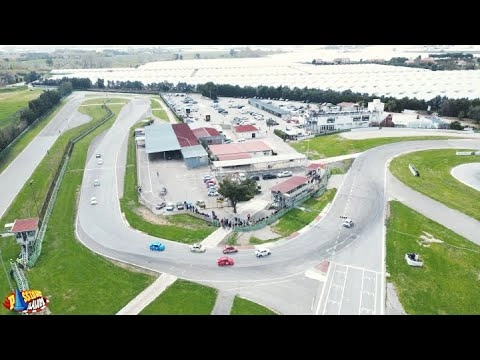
left=135, top=93, right=314, bottom=223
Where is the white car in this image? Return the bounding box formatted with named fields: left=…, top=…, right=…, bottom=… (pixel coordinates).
left=208, top=190, right=219, bottom=197
left=97, top=159, right=104, bottom=165
left=190, top=243, right=206, bottom=253
left=165, top=202, right=175, bottom=211
left=343, top=219, right=353, bottom=228
left=90, top=197, right=98, bottom=205
left=255, top=248, right=271, bottom=258
left=277, top=171, right=293, bottom=178
left=93, top=179, right=100, bottom=187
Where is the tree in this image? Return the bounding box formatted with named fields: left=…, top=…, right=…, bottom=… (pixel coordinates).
left=467, top=105, right=480, bottom=123
left=217, top=178, right=257, bottom=214
left=96, top=78, right=105, bottom=89
left=448, top=120, right=464, bottom=130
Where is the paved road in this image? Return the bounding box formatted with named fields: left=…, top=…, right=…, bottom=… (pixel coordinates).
left=75, top=95, right=480, bottom=314
left=451, top=162, right=480, bottom=192
left=0, top=92, right=88, bottom=219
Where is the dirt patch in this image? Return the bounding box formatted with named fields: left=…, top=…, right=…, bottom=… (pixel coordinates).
left=135, top=207, right=169, bottom=225
left=224, top=226, right=282, bottom=246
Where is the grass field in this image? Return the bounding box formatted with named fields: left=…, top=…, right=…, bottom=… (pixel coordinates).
left=140, top=279, right=218, bottom=315
left=386, top=201, right=480, bottom=314
left=0, top=87, right=43, bottom=129
left=291, top=134, right=455, bottom=159
left=230, top=296, right=278, bottom=315
left=0, top=102, right=155, bottom=315
left=271, top=188, right=337, bottom=237
left=119, top=126, right=216, bottom=243
left=389, top=149, right=480, bottom=221
left=149, top=97, right=169, bottom=120
left=329, top=158, right=355, bottom=175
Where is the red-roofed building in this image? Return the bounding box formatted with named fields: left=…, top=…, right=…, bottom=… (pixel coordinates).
left=191, top=127, right=223, bottom=146
left=270, top=176, right=311, bottom=208
left=208, top=141, right=272, bottom=161
left=306, top=162, right=327, bottom=177
left=11, top=218, right=39, bottom=245
left=172, top=123, right=200, bottom=147
left=233, top=124, right=262, bottom=139
left=217, top=153, right=252, bottom=161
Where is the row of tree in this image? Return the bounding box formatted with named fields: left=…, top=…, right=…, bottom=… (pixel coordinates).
left=35, top=77, right=480, bottom=122
left=0, top=81, right=73, bottom=152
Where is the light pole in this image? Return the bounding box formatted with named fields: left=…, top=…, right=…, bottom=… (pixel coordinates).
left=29, top=180, right=40, bottom=218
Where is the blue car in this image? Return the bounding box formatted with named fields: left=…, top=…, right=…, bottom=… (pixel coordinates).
left=149, top=242, right=165, bottom=251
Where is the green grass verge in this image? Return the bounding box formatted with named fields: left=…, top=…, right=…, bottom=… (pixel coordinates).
left=0, top=98, right=68, bottom=174
left=0, top=88, right=43, bottom=129
left=230, top=296, right=278, bottom=315
left=150, top=97, right=169, bottom=121
left=389, top=149, right=480, bottom=221
left=271, top=188, right=337, bottom=237
left=290, top=134, right=459, bottom=159
left=386, top=200, right=480, bottom=314
left=140, top=279, right=217, bottom=315
left=328, top=158, right=355, bottom=175
left=0, top=102, right=155, bottom=314
left=119, top=126, right=216, bottom=244
left=248, top=236, right=281, bottom=245
left=80, top=97, right=129, bottom=105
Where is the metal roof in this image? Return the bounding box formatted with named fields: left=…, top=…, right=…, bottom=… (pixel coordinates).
left=234, top=124, right=258, bottom=132
left=270, top=176, right=310, bottom=194
left=144, top=124, right=181, bottom=154
left=180, top=145, right=208, bottom=158
left=172, top=123, right=200, bottom=147
left=209, top=141, right=271, bottom=156
left=212, top=153, right=307, bottom=168
left=248, top=98, right=291, bottom=115
left=11, top=218, right=39, bottom=233
left=192, top=127, right=221, bottom=139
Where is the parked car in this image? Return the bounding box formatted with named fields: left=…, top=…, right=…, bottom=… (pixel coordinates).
left=262, top=173, right=278, bottom=180
left=149, top=241, right=165, bottom=251
left=166, top=202, right=175, bottom=211
left=208, top=190, right=219, bottom=197
left=190, top=243, right=206, bottom=253
left=255, top=248, right=271, bottom=258
left=277, top=170, right=293, bottom=178
left=196, top=200, right=206, bottom=209
left=95, top=153, right=101, bottom=158
left=202, top=175, right=213, bottom=182
left=93, top=179, right=100, bottom=187
left=176, top=201, right=185, bottom=210
left=249, top=175, right=260, bottom=181
left=159, top=187, right=167, bottom=196
left=223, top=245, right=238, bottom=254
left=90, top=197, right=98, bottom=205
left=217, top=256, right=234, bottom=266
left=343, top=219, right=353, bottom=228
left=155, top=202, right=166, bottom=210
left=97, top=159, right=104, bottom=165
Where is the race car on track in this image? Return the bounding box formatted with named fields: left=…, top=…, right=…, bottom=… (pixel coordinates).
left=190, top=243, right=206, bottom=253
left=255, top=248, right=271, bottom=258
left=223, top=245, right=238, bottom=254
left=149, top=242, right=165, bottom=251
left=217, top=256, right=234, bottom=266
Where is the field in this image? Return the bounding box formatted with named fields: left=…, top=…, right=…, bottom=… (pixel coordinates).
left=0, top=87, right=43, bottom=129
left=291, top=134, right=455, bottom=159
left=386, top=201, right=480, bottom=314
left=389, top=149, right=480, bottom=221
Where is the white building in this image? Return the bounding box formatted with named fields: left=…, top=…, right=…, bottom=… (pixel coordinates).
left=305, top=99, right=384, bottom=133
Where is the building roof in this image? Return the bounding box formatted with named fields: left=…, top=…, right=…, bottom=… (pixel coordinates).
left=191, top=127, right=221, bottom=139
left=234, top=124, right=258, bottom=133
left=180, top=145, right=208, bottom=158
left=270, top=176, right=310, bottom=194
left=172, top=123, right=200, bottom=147
left=337, top=102, right=358, bottom=108
left=209, top=140, right=271, bottom=156
left=307, top=163, right=326, bottom=170
left=144, top=124, right=181, bottom=154
left=217, top=153, right=252, bottom=161
left=212, top=153, right=307, bottom=168
left=11, top=218, right=39, bottom=233
left=248, top=99, right=291, bottom=115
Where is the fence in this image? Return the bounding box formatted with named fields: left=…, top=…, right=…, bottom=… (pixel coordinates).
left=26, top=105, right=114, bottom=268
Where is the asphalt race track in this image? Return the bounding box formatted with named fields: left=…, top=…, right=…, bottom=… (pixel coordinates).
left=3, top=94, right=480, bottom=314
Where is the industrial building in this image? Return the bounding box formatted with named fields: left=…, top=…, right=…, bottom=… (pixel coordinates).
left=248, top=98, right=291, bottom=119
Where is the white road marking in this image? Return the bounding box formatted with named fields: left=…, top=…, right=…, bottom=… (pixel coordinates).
left=322, top=262, right=337, bottom=315
left=337, top=266, right=349, bottom=314
left=315, top=261, right=334, bottom=315
left=358, top=268, right=365, bottom=315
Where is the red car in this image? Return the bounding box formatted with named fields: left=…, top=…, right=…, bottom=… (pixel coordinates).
left=223, top=245, right=238, bottom=254
left=217, top=256, right=234, bottom=266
